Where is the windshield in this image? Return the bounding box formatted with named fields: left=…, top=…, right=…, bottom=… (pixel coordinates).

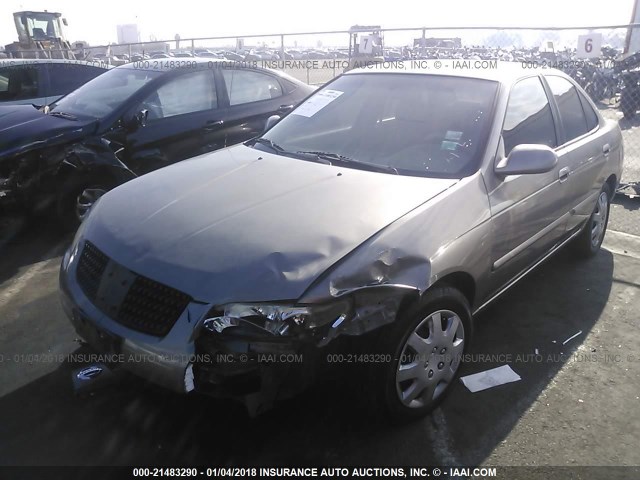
left=262, top=73, right=498, bottom=178
left=25, top=13, right=63, bottom=39
left=50, top=67, right=162, bottom=118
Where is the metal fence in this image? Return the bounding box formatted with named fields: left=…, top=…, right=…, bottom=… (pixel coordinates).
left=4, top=24, right=640, bottom=192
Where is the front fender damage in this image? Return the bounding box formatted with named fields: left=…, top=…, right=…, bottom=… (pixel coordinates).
left=60, top=137, right=136, bottom=183
left=321, top=283, right=419, bottom=343
left=328, top=247, right=430, bottom=297
left=303, top=245, right=432, bottom=340
left=0, top=137, right=134, bottom=213
left=192, top=281, right=420, bottom=416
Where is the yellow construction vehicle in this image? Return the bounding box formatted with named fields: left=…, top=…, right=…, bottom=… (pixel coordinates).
left=5, top=11, right=76, bottom=59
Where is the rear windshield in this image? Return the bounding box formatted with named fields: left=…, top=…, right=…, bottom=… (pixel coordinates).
left=262, top=73, right=498, bottom=178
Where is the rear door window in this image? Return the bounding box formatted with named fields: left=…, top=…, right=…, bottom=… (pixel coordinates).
left=222, top=69, right=282, bottom=105
left=503, top=76, right=557, bottom=155
left=545, top=75, right=590, bottom=143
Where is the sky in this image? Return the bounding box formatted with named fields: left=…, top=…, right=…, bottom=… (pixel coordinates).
left=0, top=0, right=636, bottom=48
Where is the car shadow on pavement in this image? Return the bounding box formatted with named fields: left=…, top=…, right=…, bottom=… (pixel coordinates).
left=0, top=214, right=71, bottom=286
left=0, top=249, right=614, bottom=468
left=435, top=248, right=615, bottom=465
left=613, top=193, right=640, bottom=211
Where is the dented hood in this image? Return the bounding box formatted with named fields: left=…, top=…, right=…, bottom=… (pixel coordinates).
left=0, top=105, right=97, bottom=159
left=83, top=144, right=457, bottom=304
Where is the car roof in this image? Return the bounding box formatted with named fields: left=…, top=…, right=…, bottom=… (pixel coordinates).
left=15, top=10, right=62, bottom=15
left=115, top=57, right=225, bottom=71
left=0, top=58, right=111, bottom=69
left=345, top=60, right=565, bottom=85
left=114, top=58, right=307, bottom=84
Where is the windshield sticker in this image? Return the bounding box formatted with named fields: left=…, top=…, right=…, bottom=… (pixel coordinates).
left=292, top=89, right=344, bottom=117
left=441, top=140, right=458, bottom=151
left=445, top=130, right=463, bottom=141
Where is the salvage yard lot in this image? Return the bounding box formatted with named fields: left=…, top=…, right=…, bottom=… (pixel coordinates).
left=0, top=207, right=639, bottom=471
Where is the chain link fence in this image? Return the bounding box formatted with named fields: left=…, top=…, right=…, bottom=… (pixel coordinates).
left=3, top=25, right=640, bottom=192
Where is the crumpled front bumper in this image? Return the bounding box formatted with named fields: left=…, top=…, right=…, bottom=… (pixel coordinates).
left=59, top=247, right=321, bottom=414
left=59, top=238, right=411, bottom=414
left=193, top=327, right=323, bottom=415
left=60, top=270, right=199, bottom=394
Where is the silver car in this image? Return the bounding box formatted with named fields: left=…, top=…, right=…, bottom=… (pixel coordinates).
left=59, top=62, right=623, bottom=420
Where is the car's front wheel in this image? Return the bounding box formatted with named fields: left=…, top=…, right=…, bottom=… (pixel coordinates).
left=572, top=183, right=611, bottom=258
left=372, top=287, right=473, bottom=421
left=56, top=174, right=114, bottom=231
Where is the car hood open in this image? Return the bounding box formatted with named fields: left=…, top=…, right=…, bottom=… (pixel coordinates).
left=83, top=145, right=457, bottom=304
left=0, top=105, right=97, bottom=159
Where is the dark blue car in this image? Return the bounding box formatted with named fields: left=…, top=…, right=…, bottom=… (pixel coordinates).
left=0, top=59, right=313, bottom=228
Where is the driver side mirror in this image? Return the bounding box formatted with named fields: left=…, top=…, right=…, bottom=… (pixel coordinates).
left=125, top=109, right=148, bottom=132
left=495, top=144, right=558, bottom=176
left=62, top=18, right=68, bottom=26
left=264, top=114, right=281, bottom=133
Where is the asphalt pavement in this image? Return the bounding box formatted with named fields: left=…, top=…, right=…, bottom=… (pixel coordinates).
left=0, top=203, right=639, bottom=475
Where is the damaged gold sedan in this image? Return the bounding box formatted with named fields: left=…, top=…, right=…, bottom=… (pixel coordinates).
left=60, top=61, right=623, bottom=420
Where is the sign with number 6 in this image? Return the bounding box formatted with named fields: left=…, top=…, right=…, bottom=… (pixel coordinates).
left=576, top=33, right=602, bottom=59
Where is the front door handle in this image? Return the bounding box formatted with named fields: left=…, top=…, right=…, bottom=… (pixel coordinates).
left=277, top=104, right=294, bottom=114
left=602, top=143, right=610, bottom=156
left=559, top=167, right=570, bottom=183
left=204, top=120, right=224, bottom=131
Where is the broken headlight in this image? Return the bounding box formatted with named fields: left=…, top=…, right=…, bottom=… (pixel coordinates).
left=202, top=301, right=350, bottom=337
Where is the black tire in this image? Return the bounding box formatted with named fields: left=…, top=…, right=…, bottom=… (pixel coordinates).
left=370, top=286, right=473, bottom=422
left=56, top=173, right=115, bottom=231
left=572, top=183, right=611, bottom=259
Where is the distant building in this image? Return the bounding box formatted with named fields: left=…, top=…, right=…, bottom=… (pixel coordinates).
left=117, top=24, right=140, bottom=44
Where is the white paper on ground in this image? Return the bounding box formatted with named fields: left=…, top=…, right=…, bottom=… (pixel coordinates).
left=460, top=364, right=521, bottom=393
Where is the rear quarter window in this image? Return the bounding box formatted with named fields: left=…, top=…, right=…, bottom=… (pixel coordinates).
left=577, top=90, right=599, bottom=131
left=0, top=65, right=39, bottom=101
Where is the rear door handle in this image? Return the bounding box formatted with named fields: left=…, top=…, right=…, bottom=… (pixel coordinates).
left=559, top=167, right=570, bottom=183
left=204, top=120, right=224, bottom=131
left=602, top=143, right=610, bottom=156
